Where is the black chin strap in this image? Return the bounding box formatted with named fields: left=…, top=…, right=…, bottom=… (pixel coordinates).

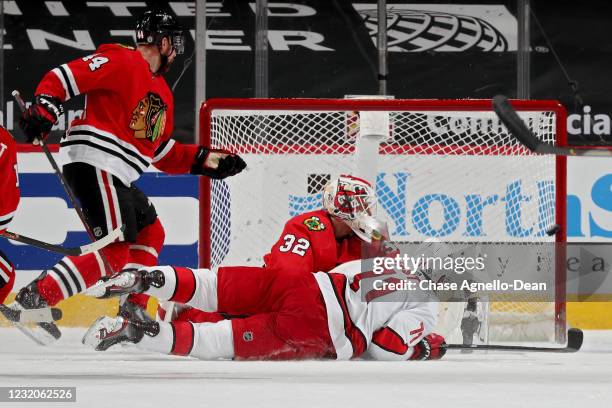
left=157, top=53, right=169, bottom=74
left=154, top=41, right=172, bottom=75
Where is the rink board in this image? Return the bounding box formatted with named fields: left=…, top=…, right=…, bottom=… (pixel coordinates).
left=1, top=150, right=611, bottom=328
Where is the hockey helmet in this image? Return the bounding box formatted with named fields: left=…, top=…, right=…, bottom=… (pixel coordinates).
left=323, top=175, right=385, bottom=243
left=136, top=9, right=185, bottom=55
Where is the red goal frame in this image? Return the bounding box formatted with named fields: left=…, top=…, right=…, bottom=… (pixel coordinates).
left=199, top=98, right=568, bottom=341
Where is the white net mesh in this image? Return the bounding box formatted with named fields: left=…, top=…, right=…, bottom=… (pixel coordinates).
left=201, top=98, right=565, bottom=343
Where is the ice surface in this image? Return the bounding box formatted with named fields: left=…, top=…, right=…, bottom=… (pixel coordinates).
left=0, top=328, right=611, bottom=408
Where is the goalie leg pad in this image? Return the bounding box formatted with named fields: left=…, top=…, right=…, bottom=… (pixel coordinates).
left=136, top=319, right=234, bottom=359
left=139, top=266, right=218, bottom=311
left=231, top=310, right=333, bottom=360
left=174, top=307, right=226, bottom=324
left=216, top=267, right=334, bottom=360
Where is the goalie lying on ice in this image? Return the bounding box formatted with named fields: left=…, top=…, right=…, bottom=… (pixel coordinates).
left=83, top=260, right=446, bottom=361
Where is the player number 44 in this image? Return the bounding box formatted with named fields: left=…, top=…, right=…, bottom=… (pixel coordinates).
left=82, top=54, right=109, bottom=71
left=278, top=234, right=310, bottom=256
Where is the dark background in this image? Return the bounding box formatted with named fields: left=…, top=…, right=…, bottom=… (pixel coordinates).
left=2, top=0, right=611, bottom=145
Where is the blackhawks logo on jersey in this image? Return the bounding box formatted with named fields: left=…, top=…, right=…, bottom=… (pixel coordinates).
left=129, top=92, right=167, bottom=142
left=304, top=216, right=325, bottom=231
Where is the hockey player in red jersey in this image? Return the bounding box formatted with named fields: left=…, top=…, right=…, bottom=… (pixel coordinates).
left=0, top=127, right=19, bottom=304
left=170, top=174, right=394, bottom=323
left=14, top=9, right=246, bottom=341
left=264, top=174, right=387, bottom=273
left=83, top=261, right=446, bottom=361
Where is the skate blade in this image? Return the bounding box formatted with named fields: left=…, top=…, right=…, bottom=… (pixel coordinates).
left=14, top=323, right=58, bottom=346
left=3, top=303, right=61, bottom=346
left=0, top=304, right=62, bottom=323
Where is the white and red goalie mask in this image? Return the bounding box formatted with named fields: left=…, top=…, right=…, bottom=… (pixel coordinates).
left=322, top=175, right=387, bottom=243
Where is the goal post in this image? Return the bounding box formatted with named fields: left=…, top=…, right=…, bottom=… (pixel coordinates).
left=199, top=97, right=567, bottom=343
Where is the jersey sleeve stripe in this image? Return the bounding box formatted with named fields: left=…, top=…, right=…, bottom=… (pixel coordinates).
left=57, top=64, right=77, bottom=98
left=371, top=327, right=409, bottom=355
left=0, top=253, right=13, bottom=283
left=51, top=68, right=71, bottom=101
left=0, top=265, right=10, bottom=284
left=152, top=139, right=175, bottom=163
left=0, top=211, right=15, bottom=227
left=0, top=251, right=12, bottom=270
left=61, top=63, right=80, bottom=97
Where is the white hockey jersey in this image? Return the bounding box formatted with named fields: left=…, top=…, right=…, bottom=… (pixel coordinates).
left=314, top=260, right=438, bottom=360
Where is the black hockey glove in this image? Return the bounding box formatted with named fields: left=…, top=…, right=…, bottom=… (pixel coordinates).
left=410, top=333, right=447, bottom=360
left=190, top=146, right=246, bottom=179
left=19, top=94, right=64, bottom=143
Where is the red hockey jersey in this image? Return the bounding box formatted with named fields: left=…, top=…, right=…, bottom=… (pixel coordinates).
left=35, top=44, right=198, bottom=186
left=0, top=127, right=20, bottom=233
left=263, top=209, right=364, bottom=275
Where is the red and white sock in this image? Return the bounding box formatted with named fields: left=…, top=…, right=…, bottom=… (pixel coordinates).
left=37, top=242, right=129, bottom=306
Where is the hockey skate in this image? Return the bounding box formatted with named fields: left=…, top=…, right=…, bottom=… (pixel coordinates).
left=5, top=280, right=62, bottom=345
left=86, top=268, right=165, bottom=299
left=82, top=315, right=159, bottom=351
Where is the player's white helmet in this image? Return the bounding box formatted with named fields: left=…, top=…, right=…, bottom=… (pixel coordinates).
left=322, top=175, right=385, bottom=243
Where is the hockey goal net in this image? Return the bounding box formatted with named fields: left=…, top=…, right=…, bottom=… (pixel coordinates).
left=199, top=98, right=567, bottom=344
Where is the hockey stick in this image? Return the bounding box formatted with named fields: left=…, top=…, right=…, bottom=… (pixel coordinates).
left=12, top=91, right=100, bottom=239
left=0, top=225, right=124, bottom=256
left=492, top=95, right=611, bottom=157
left=12, top=90, right=117, bottom=274
left=445, top=328, right=583, bottom=353
left=0, top=304, right=62, bottom=324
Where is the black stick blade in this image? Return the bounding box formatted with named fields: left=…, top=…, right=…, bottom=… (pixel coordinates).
left=492, top=95, right=541, bottom=152
left=566, top=328, right=584, bottom=352
left=444, top=327, right=584, bottom=353
left=0, top=304, right=20, bottom=322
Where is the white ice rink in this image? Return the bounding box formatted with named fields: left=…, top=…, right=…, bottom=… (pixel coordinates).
left=1, top=328, right=611, bottom=408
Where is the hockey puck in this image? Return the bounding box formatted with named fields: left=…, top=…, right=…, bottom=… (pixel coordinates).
left=546, top=224, right=560, bottom=236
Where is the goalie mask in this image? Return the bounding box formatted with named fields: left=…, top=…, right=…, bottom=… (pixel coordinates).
left=322, top=175, right=385, bottom=243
